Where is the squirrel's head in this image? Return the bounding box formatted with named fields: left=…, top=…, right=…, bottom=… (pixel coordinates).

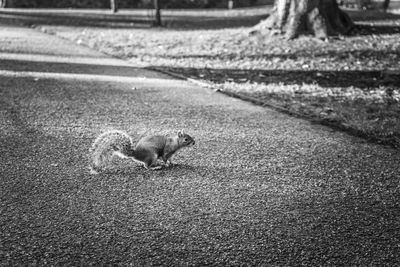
left=178, top=130, right=195, bottom=147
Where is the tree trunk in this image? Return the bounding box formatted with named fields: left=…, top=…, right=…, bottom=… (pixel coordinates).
left=110, top=0, right=118, bottom=13
left=251, top=0, right=354, bottom=40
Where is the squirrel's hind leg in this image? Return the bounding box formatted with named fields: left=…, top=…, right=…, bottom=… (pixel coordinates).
left=143, top=153, right=163, bottom=170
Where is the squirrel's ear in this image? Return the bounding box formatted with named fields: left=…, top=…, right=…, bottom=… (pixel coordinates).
left=178, top=130, right=185, bottom=137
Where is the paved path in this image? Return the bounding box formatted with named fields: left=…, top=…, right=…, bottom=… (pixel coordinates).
left=1, top=23, right=399, bottom=266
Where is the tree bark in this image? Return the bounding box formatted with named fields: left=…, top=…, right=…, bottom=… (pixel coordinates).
left=251, top=0, right=354, bottom=40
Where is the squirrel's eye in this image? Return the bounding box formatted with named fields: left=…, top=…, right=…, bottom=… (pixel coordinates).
left=184, top=138, right=188, bottom=142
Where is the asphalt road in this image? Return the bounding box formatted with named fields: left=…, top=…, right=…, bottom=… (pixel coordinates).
left=1, top=24, right=399, bottom=266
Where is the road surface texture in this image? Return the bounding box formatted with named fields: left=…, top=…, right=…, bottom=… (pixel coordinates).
left=1, top=23, right=399, bottom=266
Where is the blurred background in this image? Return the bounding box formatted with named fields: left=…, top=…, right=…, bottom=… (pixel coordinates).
left=0, top=0, right=398, bottom=10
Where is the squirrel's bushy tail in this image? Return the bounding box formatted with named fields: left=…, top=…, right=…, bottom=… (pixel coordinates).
left=89, top=130, right=134, bottom=174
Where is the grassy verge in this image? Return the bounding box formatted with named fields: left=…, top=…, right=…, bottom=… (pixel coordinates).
left=38, top=10, right=400, bottom=147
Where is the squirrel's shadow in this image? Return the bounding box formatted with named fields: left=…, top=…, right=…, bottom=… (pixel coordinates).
left=93, top=162, right=195, bottom=175
left=91, top=163, right=228, bottom=181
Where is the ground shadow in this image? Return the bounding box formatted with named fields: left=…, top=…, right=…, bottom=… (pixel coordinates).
left=0, top=11, right=152, bottom=28
left=156, top=66, right=399, bottom=89
left=353, top=24, right=400, bottom=35
left=0, top=58, right=175, bottom=80
left=347, top=9, right=400, bottom=21
left=163, top=15, right=267, bottom=29
left=0, top=10, right=267, bottom=29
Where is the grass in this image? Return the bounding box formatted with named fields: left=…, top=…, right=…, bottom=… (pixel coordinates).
left=38, top=9, right=400, bottom=147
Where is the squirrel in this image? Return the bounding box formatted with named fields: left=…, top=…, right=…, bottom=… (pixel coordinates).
left=89, top=130, right=195, bottom=174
